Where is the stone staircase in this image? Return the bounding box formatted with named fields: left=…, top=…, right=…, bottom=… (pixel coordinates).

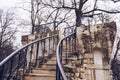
left=23, top=41, right=79, bottom=80
left=0, top=23, right=116, bottom=80
left=24, top=54, right=56, bottom=80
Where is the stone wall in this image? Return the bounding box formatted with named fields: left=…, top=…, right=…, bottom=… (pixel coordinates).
left=22, top=30, right=59, bottom=45
left=76, top=22, right=116, bottom=80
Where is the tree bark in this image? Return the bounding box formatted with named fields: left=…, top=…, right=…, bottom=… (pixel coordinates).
left=75, top=9, right=82, bottom=27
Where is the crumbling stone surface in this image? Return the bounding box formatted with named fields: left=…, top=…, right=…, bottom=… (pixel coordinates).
left=65, top=22, right=116, bottom=80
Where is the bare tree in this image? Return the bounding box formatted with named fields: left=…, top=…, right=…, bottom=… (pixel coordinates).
left=0, top=9, right=16, bottom=61
left=30, top=0, right=45, bottom=34
left=19, top=0, right=75, bottom=34
left=40, top=0, right=120, bottom=27
left=19, top=0, right=120, bottom=34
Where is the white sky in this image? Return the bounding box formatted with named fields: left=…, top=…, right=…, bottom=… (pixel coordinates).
left=0, top=0, right=18, bottom=9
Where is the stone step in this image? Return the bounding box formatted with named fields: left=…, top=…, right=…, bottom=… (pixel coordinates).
left=50, top=56, right=67, bottom=60
left=63, top=57, right=78, bottom=61
left=51, top=56, right=78, bottom=62
left=41, top=64, right=56, bottom=70
left=53, top=53, right=78, bottom=57
left=31, top=69, right=55, bottom=74
left=24, top=49, right=79, bottom=80
left=41, top=62, right=56, bottom=65
left=39, top=63, right=56, bottom=69
left=45, top=59, right=56, bottom=64
left=24, top=73, right=55, bottom=80
left=62, top=45, right=74, bottom=48
left=31, top=67, right=56, bottom=71
left=62, top=49, right=74, bottom=51
left=46, top=58, right=66, bottom=65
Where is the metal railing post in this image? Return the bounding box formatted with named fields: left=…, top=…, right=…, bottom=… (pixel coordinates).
left=53, top=36, right=54, bottom=54
left=66, top=38, right=68, bottom=64
left=25, top=47, right=28, bottom=66
left=0, top=65, right=5, bottom=80
left=56, top=64, right=60, bottom=80
left=16, top=51, right=21, bottom=79
left=57, top=35, right=59, bottom=44
left=8, top=57, right=14, bottom=79
left=74, top=32, right=76, bottom=51
left=22, top=48, right=28, bottom=80
left=43, top=40, right=45, bottom=63
left=29, top=44, right=33, bottom=72
left=49, top=37, right=50, bottom=56
left=35, top=42, right=39, bottom=67
left=72, top=37, right=74, bottom=54
left=56, top=35, right=60, bottom=80
left=60, top=41, right=63, bottom=63
left=69, top=37, right=71, bottom=52
left=56, top=45, right=62, bottom=80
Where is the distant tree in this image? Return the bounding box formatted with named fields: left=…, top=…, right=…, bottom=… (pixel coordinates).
left=0, top=9, right=16, bottom=61
left=19, top=0, right=75, bottom=34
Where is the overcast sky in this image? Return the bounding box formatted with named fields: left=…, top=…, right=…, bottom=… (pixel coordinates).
left=0, top=0, right=18, bottom=9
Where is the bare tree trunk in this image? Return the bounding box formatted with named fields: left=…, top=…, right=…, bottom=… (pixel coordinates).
left=31, top=0, right=35, bottom=34
left=75, top=9, right=82, bottom=27
left=31, top=22, right=35, bottom=34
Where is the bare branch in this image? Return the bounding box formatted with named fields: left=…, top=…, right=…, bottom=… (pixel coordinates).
left=84, top=8, right=120, bottom=15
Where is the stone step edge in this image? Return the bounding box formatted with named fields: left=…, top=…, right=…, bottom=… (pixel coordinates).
left=25, top=73, right=55, bottom=77
left=30, top=67, right=56, bottom=71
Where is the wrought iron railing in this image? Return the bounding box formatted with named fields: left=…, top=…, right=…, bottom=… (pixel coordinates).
left=56, top=26, right=76, bottom=80
left=0, top=34, right=58, bottom=80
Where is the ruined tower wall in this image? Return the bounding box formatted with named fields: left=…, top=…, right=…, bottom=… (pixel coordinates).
left=76, top=22, right=116, bottom=80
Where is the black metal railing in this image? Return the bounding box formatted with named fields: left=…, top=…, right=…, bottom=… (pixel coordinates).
left=56, top=26, right=76, bottom=80
left=0, top=34, right=58, bottom=80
